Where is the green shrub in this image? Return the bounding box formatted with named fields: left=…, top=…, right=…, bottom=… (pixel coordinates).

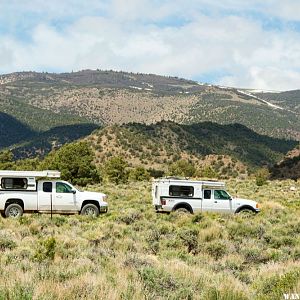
left=34, top=236, right=56, bottom=262
left=255, top=269, right=300, bottom=299
left=178, top=228, right=199, bottom=254
left=128, top=166, right=150, bottom=181
left=117, top=210, right=142, bottom=225
left=205, top=241, right=227, bottom=260
left=103, top=156, right=128, bottom=184
left=146, top=229, right=161, bottom=255
left=138, top=267, right=184, bottom=298
left=200, top=166, right=218, bottom=178
left=0, top=236, right=17, bottom=251
left=41, top=141, right=99, bottom=186
left=255, top=168, right=270, bottom=186
left=168, top=159, right=196, bottom=177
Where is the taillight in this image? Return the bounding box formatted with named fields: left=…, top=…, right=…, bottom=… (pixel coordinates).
left=161, top=198, right=166, bottom=205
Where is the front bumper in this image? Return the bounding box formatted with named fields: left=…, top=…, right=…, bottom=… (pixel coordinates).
left=100, top=205, right=108, bottom=213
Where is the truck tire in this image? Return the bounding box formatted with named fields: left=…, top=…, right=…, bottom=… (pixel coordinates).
left=81, top=204, right=99, bottom=217
left=5, top=203, right=23, bottom=218
left=175, top=207, right=191, bottom=214
left=238, top=208, right=255, bottom=215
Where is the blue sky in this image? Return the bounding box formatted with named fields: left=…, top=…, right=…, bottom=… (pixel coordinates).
left=1, top=0, right=300, bottom=90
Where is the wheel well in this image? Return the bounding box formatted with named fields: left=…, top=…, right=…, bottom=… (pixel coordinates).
left=81, top=200, right=100, bottom=212
left=235, top=205, right=256, bottom=213
left=172, top=202, right=193, bottom=214
left=5, top=199, right=24, bottom=210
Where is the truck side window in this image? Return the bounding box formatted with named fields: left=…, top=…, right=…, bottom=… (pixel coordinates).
left=43, top=182, right=52, bottom=193
left=204, top=190, right=211, bottom=199
left=169, top=185, right=194, bottom=197
left=214, top=190, right=231, bottom=200
left=56, top=182, right=73, bottom=193
left=1, top=178, right=28, bottom=190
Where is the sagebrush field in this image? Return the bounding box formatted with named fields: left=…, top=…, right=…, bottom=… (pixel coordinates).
left=0, top=179, right=299, bottom=299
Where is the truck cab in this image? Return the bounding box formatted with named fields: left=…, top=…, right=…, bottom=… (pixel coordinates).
left=0, top=170, right=108, bottom=218
left=152, top=178, right=260, bottom=214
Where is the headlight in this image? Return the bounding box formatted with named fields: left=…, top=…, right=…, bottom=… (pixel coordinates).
left=102, top=195, right=107, bottom=202
left=256, top=203, right=260, bottom=209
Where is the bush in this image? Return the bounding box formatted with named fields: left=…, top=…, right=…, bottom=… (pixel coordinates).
left=147, top=168, right=165, bottom=178
left=138, top=267, right=179, bottom=297
left=103, top=156, right=128, bottom=184
left=255, top=168, right=270, bottom=186
left=0, top=236, right=17, bottom=251
left=256, top=269, right=300, bottom=299
left=128, top=166, right=150, bottom=181
left=205, top=241, right=227, bottom=259
left=168, top=159, right=196, bottom=177
left=200, top=166, right=217, bottom=178
left=41, top=141, right=99, bottom=186
left=178, top=228, right=199, bottom=254
left=117, top=209, right=142, bottom=225
left=34, top=236, right=56, bottom=262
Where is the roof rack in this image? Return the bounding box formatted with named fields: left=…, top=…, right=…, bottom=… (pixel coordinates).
left=163, top=176, right=190, bottom=180
left=0, top=170, right=61, bottom=178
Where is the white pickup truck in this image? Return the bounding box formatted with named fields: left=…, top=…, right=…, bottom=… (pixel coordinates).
left=152, top=178, right=260, bottom=214
left=0, top=170, right=108, bottom=218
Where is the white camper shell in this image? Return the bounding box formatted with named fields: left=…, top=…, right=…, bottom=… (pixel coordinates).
left=152, top=178, right=260, bottom=214
left=0, top=170, right=108, bottom=218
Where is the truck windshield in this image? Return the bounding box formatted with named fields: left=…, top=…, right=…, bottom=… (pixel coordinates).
left=214, top=190, right=231, bottom=200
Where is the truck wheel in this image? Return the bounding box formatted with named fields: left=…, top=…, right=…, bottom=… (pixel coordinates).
left=238, top=208, right=255, bottom=216
left=5, top=204, right=23, bottom=218
left=81, top=204, right=99, bottom=217
left=175, top=207, right=191, bottom=214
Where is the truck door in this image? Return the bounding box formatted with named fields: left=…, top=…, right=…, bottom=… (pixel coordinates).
left=38, top=181, right=54, bottom=211
left=54, top=182, right=77, bottom=211
left=212, top=190, right=232, bottom=213
left=202, top=189, right=214, bottom=211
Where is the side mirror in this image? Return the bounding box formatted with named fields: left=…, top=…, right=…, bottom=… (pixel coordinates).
left=71, top=190, right=76, bottom=194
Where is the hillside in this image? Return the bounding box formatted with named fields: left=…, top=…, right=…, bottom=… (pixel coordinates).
left=86, top=121, right=297, bottom=173
left=270, top=145, right=300, bottom=180
left=0, top=112, right=34, bottom=148
left=254, top=89, right=300, bottom=114
left=12, top=123, right=99, bottom=159
left=0, top=70, right=300, bottom=141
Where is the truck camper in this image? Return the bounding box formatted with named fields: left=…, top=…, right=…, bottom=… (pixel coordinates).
left=152, top=177, right=260, bottom=214
left=0, top=170, right=108, bottom=218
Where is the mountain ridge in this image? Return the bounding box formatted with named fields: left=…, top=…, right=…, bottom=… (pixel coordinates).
left=1, top=69, right=299, bottom=140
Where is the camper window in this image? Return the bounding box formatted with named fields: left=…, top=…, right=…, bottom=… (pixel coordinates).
left=169, top=185, right=194, bottom=197
left=1, top=178, right=28, bottom=190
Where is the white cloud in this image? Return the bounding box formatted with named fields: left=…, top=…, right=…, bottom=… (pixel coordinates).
left=1, top=0, right=300, bottom=90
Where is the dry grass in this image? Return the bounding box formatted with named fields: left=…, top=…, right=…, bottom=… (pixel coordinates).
left=0, top=179, right=299, bottom=299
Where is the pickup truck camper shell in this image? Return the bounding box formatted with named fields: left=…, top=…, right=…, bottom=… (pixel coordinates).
left=152, top=177, right=260, bottom=214
left=0, top=170, right=108, bottom=218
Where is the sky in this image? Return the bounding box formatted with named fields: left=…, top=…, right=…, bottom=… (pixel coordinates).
left=1, top=0, right=300, bottom=90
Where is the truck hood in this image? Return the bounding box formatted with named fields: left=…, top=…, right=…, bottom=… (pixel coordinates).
left=79, top=191, right=107, bottom=203
left=232, top=197, right=257, bottom=206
